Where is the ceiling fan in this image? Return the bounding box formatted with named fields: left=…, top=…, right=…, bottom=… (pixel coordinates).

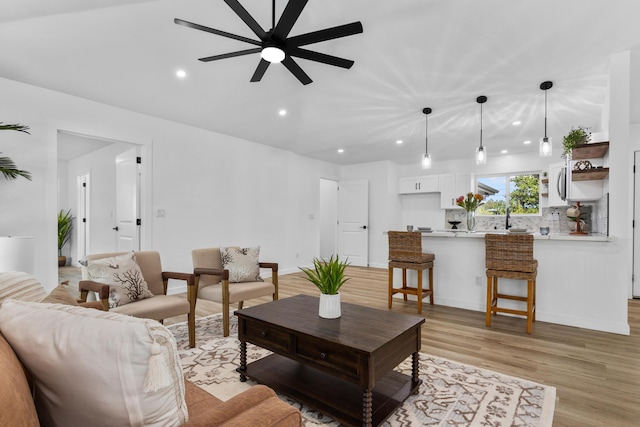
left=174, top=0, right=363, bottom=85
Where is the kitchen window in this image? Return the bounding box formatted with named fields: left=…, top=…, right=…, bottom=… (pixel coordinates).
left=476, top=172, right=540, bottom=215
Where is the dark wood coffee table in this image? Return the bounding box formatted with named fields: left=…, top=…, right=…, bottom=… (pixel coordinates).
left=235, top=294, right=424, bottom=427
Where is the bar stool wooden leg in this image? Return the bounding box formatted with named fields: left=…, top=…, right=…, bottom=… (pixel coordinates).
left=417, top=269, right=423, bottom=314
left=388, top=267, right=394, bottom=309
left=402, top=268, right=408, bottom=301
left=486, top=276, right=493, bottom=327
left=527, top=279, right=534, bottom=334
left=428, top=266, right=434, bottom=305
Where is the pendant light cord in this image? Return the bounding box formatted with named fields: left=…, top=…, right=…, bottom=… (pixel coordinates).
left=479, top=102, right=483, bottom=149
left=425, top=112, right=428, bottom=152
left=544, top=89, right=548, bottom=139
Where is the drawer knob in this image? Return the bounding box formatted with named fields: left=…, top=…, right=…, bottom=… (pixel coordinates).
left=320, top=352, right=327, bottom=360
left=261, top=331, right=267, bottom=338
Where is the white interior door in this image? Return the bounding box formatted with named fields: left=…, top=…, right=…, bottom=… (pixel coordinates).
left=338, top=179, right=369, bottom=267
left=115, top=148, right=140, bottom=252
left=634, top=152, right=640, bottom=297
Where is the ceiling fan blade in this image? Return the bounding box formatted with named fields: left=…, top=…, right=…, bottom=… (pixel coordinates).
left=272, top=0, right=308, bottom=41
left=288, top=48, right=354, bottom=69
left=287, top=21, right=363, bottom=47
left=174, top=18, right=260, bottom=46
left=199, top=48, right=261, bottom=62
left=250, top=59, right=271, bottom=82
left=224, top=0, right=267, bottom=39
left=282, top=56, right=312, bottom=85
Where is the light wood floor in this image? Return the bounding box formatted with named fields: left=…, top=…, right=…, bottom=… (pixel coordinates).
left=61, top=266, right=640, bottom=426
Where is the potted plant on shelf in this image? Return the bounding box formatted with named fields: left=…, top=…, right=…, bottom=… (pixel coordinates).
left=1, top=122, right=32, bottom=182
left=58, top=209, right=74, bottom=267
left=299, top=255, right=350, bottom=319
left=562, top=126, right=591, bottom=157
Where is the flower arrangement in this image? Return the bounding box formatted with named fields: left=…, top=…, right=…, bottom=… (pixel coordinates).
left=456, top=192, right=484, bottom=212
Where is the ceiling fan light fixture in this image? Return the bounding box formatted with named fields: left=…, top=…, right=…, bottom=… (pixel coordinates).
left=261, top=46, right=285, bottom=63
left=421, top=107, right=432, bottom=169
left=475, top=96, right=487, bottom=165
left=539, top=81, right=553, bottom=157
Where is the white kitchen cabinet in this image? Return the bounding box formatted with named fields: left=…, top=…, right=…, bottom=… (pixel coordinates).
left=398, top=175, right=439, bottom=194
left=440, top=173, right=474, bottom=209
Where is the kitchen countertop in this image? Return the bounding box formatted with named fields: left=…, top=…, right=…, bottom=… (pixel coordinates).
left=417, top=230, right=612, bottom=242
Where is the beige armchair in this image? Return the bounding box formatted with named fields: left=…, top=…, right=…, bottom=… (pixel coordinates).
left=79, top=251, right=197, bottom=347
left=192, top=247, right=278, bottom=337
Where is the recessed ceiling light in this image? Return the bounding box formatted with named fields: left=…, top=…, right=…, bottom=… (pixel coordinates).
left=512, top=121, right=521, bottom=126
left=278, top=109, right=287, bottom=116
left=501, top=150, right=508, bottom=154
left=337, top=149, right=344, bottom=153
left=523, top=140, right=532, bottom=145
left=396, top=140, right=403, bottom=144
left=176, top=69, right=186, bottom=78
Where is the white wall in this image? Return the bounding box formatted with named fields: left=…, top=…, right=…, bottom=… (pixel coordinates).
left=0, top=76, right=339, bottom=289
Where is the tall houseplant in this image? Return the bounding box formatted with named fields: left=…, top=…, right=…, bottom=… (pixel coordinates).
left=0, top=122, right=32, bottom=181
left=299, top=255, right=350, bottom=319
left=58, top=209, right=74, bottom=267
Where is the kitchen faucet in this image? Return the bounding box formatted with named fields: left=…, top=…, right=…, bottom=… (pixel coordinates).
left=505, top=207, right=511, bottom=230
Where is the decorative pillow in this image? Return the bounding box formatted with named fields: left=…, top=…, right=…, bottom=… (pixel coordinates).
left=40, top=282, right=79, bottom=306
left=221, top=246, right=263, bottom=283
left=0, top=272, right=46, bottom=304
left=86, top=253, right=153, bottom=308
left=0, top=299, right=188, bottom=427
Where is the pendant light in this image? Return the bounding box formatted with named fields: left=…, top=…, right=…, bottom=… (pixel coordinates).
left=539, top=81, right=553, bottom=157
left=476, top=96, right=487, bottom=165
left=421, top=107, right=432, bottom=169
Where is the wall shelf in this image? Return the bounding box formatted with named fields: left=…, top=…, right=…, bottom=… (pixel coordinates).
left=572, top=168, right=609, bottom=181
left=571, top=141, right=609, bottom=160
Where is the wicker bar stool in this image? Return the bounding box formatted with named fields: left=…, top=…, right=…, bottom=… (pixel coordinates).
left=485, top=233, right=538, bottom=334
left=388, top=231, right=435, bottom=314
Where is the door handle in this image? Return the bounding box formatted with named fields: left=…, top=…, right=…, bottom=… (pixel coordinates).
left=112, top=226, right=119, bottom=231
left=359, top=225, right=367, bottom=230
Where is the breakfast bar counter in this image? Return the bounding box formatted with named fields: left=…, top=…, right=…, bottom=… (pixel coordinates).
left=389, top=230, right=628, bottom=335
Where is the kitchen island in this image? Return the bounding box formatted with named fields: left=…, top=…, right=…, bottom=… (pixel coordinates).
left=391, top=231, right=628, bottom=335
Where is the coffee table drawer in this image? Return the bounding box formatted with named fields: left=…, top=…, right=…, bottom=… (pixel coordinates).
left=295, top=336, right=360, bottom=378
left=243, top=319, right=291, bottom=353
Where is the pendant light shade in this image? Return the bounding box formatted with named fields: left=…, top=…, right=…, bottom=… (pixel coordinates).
left=476, top=96, right=487, bottom=165
left=421, top=107, right=432, bottom=169
left=539, top=81, right=553, bottom=157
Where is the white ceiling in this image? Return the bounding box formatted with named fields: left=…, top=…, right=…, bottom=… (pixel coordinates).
left=2, top=0, right=640, bottom=165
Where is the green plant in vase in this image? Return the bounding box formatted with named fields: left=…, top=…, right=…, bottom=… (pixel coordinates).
left=562, top=126, right=591, bottom=157
left=299, top=255, right=350, bottom=318
left=58, top=209, right=74, bottom=266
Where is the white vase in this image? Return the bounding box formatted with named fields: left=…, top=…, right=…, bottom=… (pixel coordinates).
left=318, top=293, right=341, bottom=319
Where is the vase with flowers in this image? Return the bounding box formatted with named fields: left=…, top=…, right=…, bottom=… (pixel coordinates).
left=456, top=192, right=484, bottom=232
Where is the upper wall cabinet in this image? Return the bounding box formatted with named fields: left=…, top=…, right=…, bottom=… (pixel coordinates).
left=440, top=173, right=474, bottom=209
left=398, top=175, right=439, bottom=194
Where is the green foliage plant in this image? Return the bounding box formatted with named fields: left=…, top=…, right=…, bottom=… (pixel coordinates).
left=299, top=255, right=350, bottom=295
left=562, top=126, right=591, bottom=156
left=0, top=122, right=32, bottom=181
left=58, top=209, right=74, bottom=257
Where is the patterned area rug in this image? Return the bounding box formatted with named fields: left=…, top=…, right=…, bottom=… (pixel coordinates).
left=168, top=314, right=556, bottom=426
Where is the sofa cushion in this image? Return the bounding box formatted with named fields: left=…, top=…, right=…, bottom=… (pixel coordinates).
left=0, top=332, right=39, bottom=427
left=221, top=247, right=262, bottom=283
left=0, top=299, right=188, bottom=427
left=41, top=282, right=79, bottom=306
left=85, top=252, right=154, bottom=308
left=0, top=272, right=46, bottom=304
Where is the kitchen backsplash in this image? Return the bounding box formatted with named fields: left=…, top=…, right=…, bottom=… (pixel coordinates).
left=443, top=193, right=608, bottom=235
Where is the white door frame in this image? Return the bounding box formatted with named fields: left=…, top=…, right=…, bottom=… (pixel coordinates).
left=337, top=179, right=369, bottom=267
left=633, top=151, right=640, bottom=297
left=75, top=173, right=90, bottom=265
